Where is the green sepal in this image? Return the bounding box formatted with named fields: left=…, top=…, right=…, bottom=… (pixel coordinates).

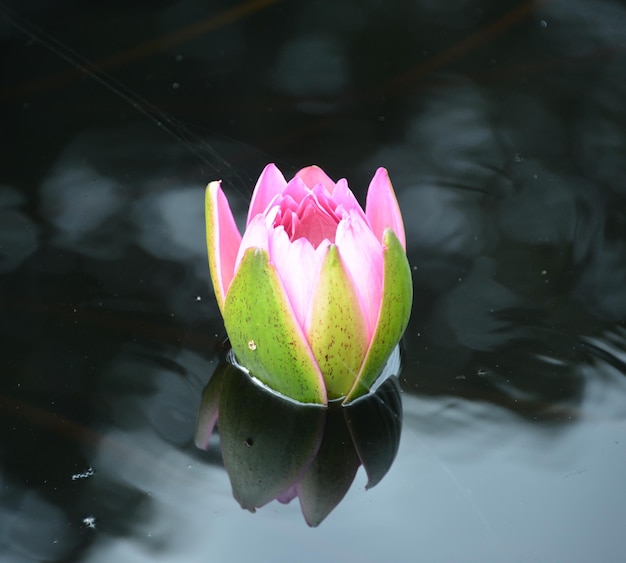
left=205, top=181, right=225, bottom=313
left=223, top=247, right=327, bottom=405
left=308, top=245, right=368, bottom=400
left=344, top=229, right=412, bottom=403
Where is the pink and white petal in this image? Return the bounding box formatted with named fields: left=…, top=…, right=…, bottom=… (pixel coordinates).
left=246, top=163, right=287, bottom=225
left=315, top=238, right=332, bottom=259
left=235, top=214, right=269, bottom=271
left=335, top=212, right=384, bottom=339
left=269, top=229, right=323, bottom=331
left=205, top=181, right=242, bottom=313
left=296, top=165, right=336, bottom=193
left=283, top=176, right=311, bottom=203
left=365, top=168, right=406, bottom=250
left=263, top=204, right=280, bottom=226
left=330, top=178, right=361, bottom=213
left=308, top=183, right=337, bottom=217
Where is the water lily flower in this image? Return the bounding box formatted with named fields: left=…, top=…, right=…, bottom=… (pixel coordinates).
left=205, top=164, right=412, bottom=404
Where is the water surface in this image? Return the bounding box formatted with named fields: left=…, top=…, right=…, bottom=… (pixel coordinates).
left=1, top=0, right=625, bottom=561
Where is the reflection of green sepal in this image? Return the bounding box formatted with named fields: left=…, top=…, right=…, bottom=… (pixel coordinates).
left=218, top=364, right=325, bottom=510
left=223, top=247, right=327, bottom=405
left=308, top=245, right=368, bottom=400
left=344, top=375, right=402, bottom=489
left=297, top=406, right=360, bottom=527
left=345, top=229, right=412, bottom=403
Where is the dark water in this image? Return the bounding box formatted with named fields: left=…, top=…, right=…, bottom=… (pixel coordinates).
left=1, top=0, right=625, bottom=561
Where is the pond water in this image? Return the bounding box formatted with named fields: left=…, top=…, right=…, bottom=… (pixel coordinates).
left=1, top=0, right=625, bottom=561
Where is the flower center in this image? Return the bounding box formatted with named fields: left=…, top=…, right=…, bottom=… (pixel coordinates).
left=274, top=187, right=341, bottom=248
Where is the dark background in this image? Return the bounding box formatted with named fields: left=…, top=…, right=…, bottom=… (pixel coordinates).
left=1, top=0, right=625, bottom=561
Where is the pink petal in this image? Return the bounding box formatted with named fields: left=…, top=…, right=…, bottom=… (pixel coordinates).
left=332, top=178, right=369, bottom=229
left=268, top=228, right=326, bottom=331
left=246, top=163, right=287, bottom=225
left=207, top=182, right=242, bottom=309
left=276, top=485, right=298, bottom=504
left=273, top=180, right=341, bottom=246
left=283, top=176, right=310, bottom=203
left=330, top=178, right=361, bottom=213
left=235, top=214, right=269, bottom=271
left=193, top=367, right=225, bottom=451
left=335, top=211, right=384, bottom=339
left=291, top=197, right=339, bottom=247
left=296, top=165, right=336, bottom=193
left=309, top=183, right=345, bottom=219
left=365, top=168, right=406, bottom=250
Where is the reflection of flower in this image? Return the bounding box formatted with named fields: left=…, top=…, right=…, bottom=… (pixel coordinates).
left=205, top=164, right=412, bottom=404
left=195, top=345, right=403, bottom=527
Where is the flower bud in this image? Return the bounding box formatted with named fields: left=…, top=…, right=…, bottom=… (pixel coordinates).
left=205, top=164, right=412, bottom=404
